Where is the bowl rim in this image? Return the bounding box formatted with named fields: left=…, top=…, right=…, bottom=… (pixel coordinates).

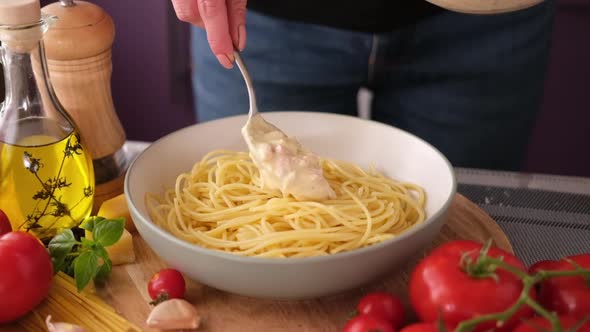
left=124, top=111, right=457, bottom=265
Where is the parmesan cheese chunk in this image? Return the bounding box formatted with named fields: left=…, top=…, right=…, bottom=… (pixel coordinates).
left=106, top=228, right=136, bottom=265
left=98, top=193, right=136, bottom=232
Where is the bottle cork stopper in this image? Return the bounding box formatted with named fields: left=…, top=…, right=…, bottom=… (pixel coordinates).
left=0, top=0, right=43, bottom=53
left=0, top=0, right=41, bottom=26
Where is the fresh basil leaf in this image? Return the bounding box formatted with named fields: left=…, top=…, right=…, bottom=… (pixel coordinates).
left=80, top=216, right=106, bottom=232
left=80, top=237, right=95, bottom=249
left=93, top=216, right=106, bottom=229
left=94, top=245, right=112, bottom=283
left=51, top=256, right=67, bottom=275
left=94, top=245, right=110, bottom=263
left=92, top=218, right=125, bottom=247
left=95, top=262, right=111, bottom=284
left=48, top=229, right=76, bottom=261
left=74, top=251, right=99, bottom=291
left=79, top=216, right=95, bottom=232
left=65, top=256, right=75, bottom=277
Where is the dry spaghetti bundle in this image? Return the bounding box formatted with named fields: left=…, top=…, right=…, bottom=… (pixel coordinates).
left=17, top=272, right=140, bottom=332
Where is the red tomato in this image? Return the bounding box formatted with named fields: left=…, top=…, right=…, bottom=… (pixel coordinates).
left=357, top=292, right=405, bottom=328
left=399, top=322, right=453, bottom=332
left=0, top=209, right=11, bottom=236
left=532, top=254, right=590, bottom=319
left=529, top=260, right=561, bottom=293
left=0, top=231, right=53, bottom=323
left=513, top=315, right=590, bottom=332
left=148, top=268, right=186, bottom=302
left=409, top=240, right=534, bottom=332
left=342, top=314, right=396, bottom=332
left=529, top=259, right=561, bottom=275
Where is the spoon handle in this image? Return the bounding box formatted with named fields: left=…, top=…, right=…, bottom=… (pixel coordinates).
left=234, top=50, right=258, bottom=117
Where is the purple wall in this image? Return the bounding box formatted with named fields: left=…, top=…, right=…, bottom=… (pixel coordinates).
left=96, top=1, right=195, bottom=142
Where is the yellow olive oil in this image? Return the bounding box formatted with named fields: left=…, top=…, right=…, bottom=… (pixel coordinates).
left=0, top=121, right=94, bottom=241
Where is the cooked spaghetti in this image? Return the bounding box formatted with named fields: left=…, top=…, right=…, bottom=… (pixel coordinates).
left=145, top=150, right=426, bottom=258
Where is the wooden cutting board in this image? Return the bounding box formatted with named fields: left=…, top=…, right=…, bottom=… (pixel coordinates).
left=102, top=193, right=512, bottom=331
left=4, top=194, right=512, bottom=332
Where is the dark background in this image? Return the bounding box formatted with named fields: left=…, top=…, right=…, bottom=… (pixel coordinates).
left=13, top=0, right=590, bottom=177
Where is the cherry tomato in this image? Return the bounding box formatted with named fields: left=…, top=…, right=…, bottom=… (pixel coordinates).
left=356, top=292, right=405, bottom=329
left=399, top=322, right=453, bottom=332
left=531, top=254, right=590, bottom=319
left=528, top=259, right=562, bottom=293
left=529, top=259, right=561, bottom=275
left=341, top=314, right=396, bottom=332
left=0, top=209, right=11, bottom=236
left=513, top=315, right=590, bottom=332
left=409, top=240, right=534, bottom=332
left=148, top=268, right=186, bottom=302
left=0, top=231, right=53, bottom=323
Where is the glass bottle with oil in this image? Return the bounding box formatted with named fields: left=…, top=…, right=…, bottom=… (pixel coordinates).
left=0, top=7, right=94, bottom=242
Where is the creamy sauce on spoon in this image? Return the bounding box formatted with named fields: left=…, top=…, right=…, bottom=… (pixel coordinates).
left=242, top=113, right=336, bottom=201
left=233, top=51, right=334, bottom=201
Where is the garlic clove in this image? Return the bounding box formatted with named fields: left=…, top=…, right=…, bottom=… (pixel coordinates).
left=146, top=298, right=201, bottom=330
left=45, top=315, right=87, bottom=332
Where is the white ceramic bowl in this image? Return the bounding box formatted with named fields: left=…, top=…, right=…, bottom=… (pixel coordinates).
left=125, top=112, right=456, bottom=299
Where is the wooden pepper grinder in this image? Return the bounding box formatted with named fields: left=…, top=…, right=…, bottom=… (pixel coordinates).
left=41, top=0, right=128, bottom=212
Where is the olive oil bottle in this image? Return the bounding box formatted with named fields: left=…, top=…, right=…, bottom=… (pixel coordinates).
left=0, top=122, right=94, bottom=240
left=0, top=1, right=95, bottom=241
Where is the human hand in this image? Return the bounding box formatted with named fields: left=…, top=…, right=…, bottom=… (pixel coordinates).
left=171, top=0, right=247, bottom=69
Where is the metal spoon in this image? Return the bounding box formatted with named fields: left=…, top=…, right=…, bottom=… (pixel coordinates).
left=234, top=50, right=258, bottom=119
left=234, top=50, right=283, bottom=148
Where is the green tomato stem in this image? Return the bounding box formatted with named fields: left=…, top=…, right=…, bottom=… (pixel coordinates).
left=453, top=273, right=564, bottom=332
left=562, top=258, right=590, bottom=289
left=523, top=297, right=562, bottom=331
left=485, top=257, right=529, bottom=279
left=454, top=285, right=529, bottom=332
left=536, top=267, right=590, bottom=281
left=452, top=245, right=590, bottom=331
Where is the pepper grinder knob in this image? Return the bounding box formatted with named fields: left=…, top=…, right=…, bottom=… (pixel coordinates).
left=59, top=0, right=75, bottom=7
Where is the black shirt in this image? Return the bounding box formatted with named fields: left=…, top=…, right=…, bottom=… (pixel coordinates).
left=247, top=0, right=443, bottom=33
